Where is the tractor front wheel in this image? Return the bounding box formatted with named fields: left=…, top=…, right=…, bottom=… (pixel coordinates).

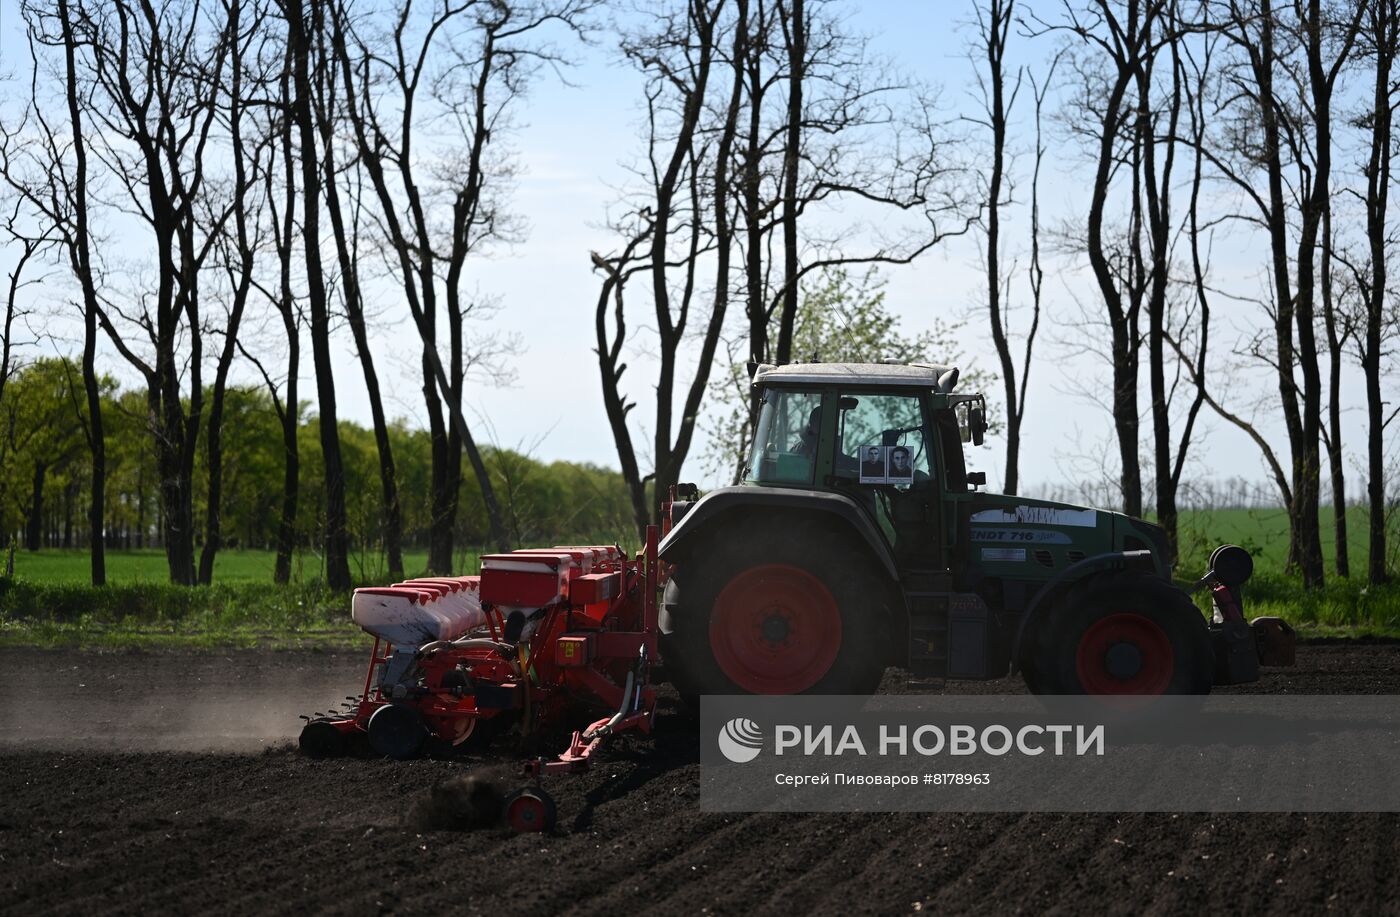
left=661, top=524, right=890, bottom=698
left=1025, top=572, right=1213, bottom=696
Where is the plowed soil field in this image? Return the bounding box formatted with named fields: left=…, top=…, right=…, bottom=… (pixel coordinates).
left=2, top=645, right=1398, bottom=916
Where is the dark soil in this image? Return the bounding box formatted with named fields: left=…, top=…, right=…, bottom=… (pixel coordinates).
left=1, top=645, right=1398, bottom=916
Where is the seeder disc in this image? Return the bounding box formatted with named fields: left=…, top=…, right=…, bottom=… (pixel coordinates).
left=368, top=704, right=428, bottom=760
left=299, top=719, right=349, bottom=758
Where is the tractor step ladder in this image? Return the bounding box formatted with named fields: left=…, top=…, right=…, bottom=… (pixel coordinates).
left=903, top=570, right=952, bottom=676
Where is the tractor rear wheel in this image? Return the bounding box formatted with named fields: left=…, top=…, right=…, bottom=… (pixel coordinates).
left=661, top=523, right=890, bottom=698
left=1025, top=571, right=1213, bottom=695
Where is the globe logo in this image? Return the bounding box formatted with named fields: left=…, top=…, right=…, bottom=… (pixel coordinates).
left=717, top=717, right=764, bottom=763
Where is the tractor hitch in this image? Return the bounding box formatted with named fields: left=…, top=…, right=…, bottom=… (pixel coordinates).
left=1195, top=544, right=1296, bottom=685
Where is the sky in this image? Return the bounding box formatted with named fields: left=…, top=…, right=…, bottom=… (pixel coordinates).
left=0, top=0, right=1388, bottom=506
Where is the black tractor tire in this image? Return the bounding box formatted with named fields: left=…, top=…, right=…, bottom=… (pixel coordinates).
left=660, top=521, right=892, bottom=699
left=1024, top=571, right=1214, bottom=695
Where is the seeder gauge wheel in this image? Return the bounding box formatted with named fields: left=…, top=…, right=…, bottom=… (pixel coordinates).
left=503, top=787, right=557, bottom=833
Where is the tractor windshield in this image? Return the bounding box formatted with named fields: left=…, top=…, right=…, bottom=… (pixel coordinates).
left=745, top=388, right=822, bottom=485
left=837, top=392, right=931, bottom=490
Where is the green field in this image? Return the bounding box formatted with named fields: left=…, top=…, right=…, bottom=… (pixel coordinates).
left=0, top=507, right=1395, bottom=648
left=3, top=546, right=479, bottom=586
left=0, top=546, right=489, bottom=650
left=1169, top=505, right=1388, bottom=574
left=5, top=507, right=1389, bottom=586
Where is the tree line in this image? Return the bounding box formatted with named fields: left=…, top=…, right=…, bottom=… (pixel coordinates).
left=0, top=357, right=637, bottom=575
left=1, top=0, right=1396, bottom=591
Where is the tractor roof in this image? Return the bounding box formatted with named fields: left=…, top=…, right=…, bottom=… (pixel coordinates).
left=752, top=361, right=960, bottom=392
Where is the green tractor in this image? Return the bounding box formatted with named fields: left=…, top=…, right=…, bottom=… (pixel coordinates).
left=658, top=362, right=1295, bottom=697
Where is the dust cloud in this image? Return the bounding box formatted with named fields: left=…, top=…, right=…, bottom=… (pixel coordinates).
left=0, top=647, right=368, bottom=753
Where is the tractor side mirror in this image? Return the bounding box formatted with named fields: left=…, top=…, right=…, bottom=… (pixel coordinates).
left=967, top=471, right=987, bottom=489
left=968, top=406, right=986, bottom=446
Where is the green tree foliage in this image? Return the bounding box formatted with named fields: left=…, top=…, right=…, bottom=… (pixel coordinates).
left=0, top=364, right=638, bottom=580
left=0, top=358, right=92, bottom=548
left=703, top=267, right=992, bottom=482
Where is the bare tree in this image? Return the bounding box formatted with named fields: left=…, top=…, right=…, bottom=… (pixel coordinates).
left=774, top=0, right=804, bottom=365
left=313, top=6, right=402, bottom=580
left=1142, top=4, right=1204, bottom=555
left=284, top=0, right=353, bottom=589
left=738, top=0, right=777, bottom=435
left=1036, top=0, right=1177, bottom=519
left=60, top=0, right=109, bottom=585
left=0, top=0, right=189, bottom=584
left=46, top=0, right=242, bottom=585
left=1163, top=17, right=1215, bottom=544
left=1357, top=0, right=1398, bottom=584
left=1196, top=0, right=1362, bottom=587
left=266, top=36, right=303, bottom=585
left=594, top=0, right=740, bottom=534
left=333, top=0, right=589, bottom=562
left=200, top=0, right=269, bottom=585
left=750, top=0, right=977, bottom=384
left=969, top=0, right=1048, bottom=495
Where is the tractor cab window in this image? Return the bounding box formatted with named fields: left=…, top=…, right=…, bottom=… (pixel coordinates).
left=836, top=393, right=931, bottom=490
left=746, top=388, right=822, bottom=485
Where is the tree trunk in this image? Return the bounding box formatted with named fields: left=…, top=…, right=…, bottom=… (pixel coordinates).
left=1288, top=0, right=1350, bottom=589
left=273, top=49, right=300, bottom=587
left=342, top=296, right=404, bottom=581
left=1321, top=207, right=1348, bottom=578
left=63, top=482, right=74, bottom=549
left=424, top=345, right=455, bottom=574
left=318, top=76, right=403, bottom=580
left=741, top=8, right=768, bottom=463
left=137, top=473, right=147, bottom=550
left=774, top=0, right=804, bottom=365
left=1083, top=25, right=1141, bottom=518
left=199, top=386, right=230, bottom=584
left=981, top=0, right=1021, bottom=495
left=54, top=0, right=107, bottom=585
left=25, top=462, right=45, bottom=551
left=157, top=389, right=197, bottom=584
left=1143, top=15, right=1181, bottom=553
left=274, top=384, right=299, bottom=585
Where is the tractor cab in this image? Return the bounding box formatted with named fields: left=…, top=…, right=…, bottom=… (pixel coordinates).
left=741, top=362, right=986, bottom=572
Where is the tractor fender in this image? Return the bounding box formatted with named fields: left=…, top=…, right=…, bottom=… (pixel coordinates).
left=658, top=486, right=899, bottom=581
left=1008, top=550, right=1159, bottom=674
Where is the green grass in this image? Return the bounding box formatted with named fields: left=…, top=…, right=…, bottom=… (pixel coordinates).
left=0, top=578, right=370, bottom=650
left=0, top=507, right=1395, bottom=648
left=1186, top=572, right=1400, bottom=637
left=1170, top=505, right=1391, bottom=574
left=1169, top=507, right=1400, bottom=636
left=3, top=546, right=479, bottom=585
